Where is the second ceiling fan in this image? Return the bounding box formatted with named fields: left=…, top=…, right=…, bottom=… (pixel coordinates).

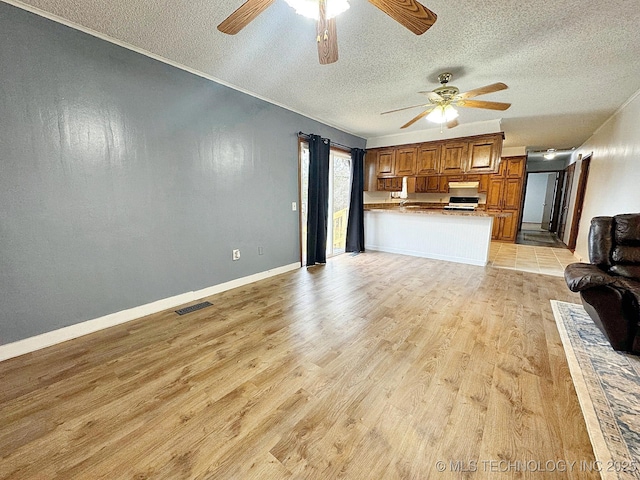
left=382, top=72, right=512, bottom=129
left=217, top=0, right=437, bottom=64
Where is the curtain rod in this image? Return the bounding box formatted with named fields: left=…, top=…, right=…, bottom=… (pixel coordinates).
left=297, top=131, right=360, bottom=152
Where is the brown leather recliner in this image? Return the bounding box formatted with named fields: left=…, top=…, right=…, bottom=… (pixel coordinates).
left=564, top=214, right=640, bottom=354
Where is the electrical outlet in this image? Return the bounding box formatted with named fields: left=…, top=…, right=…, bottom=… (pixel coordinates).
left=258, top=246, right=264, bottom=255
left=232, top=249, right=240, bottom=261
left=292, top=202, right=297, bottom=211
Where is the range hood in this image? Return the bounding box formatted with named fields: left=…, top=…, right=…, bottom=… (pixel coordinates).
left=448, top=181, right=480, bottom=189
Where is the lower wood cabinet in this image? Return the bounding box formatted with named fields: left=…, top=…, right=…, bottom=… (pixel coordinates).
left=414, top=176, right=440, bottom=193
left=491, top=211, right=520, bottom=242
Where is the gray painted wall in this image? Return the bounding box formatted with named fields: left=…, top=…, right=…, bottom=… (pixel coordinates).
left=0, top=3, right=365, bottom=344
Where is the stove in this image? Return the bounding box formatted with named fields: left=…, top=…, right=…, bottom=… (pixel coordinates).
left=443, top=196, right=479, bottom=211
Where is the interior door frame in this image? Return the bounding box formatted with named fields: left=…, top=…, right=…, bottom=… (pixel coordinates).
left=558, top=162, right=576, bottom=242
left=549, top=170, right=565, bottom=233
left=567, top=153, right=592, bottom=251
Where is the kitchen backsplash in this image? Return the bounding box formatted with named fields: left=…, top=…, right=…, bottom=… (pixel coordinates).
left=364, top=190, right=487, bottom=204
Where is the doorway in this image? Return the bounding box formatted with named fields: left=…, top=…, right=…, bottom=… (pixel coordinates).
left=517, top=171, right=567, bottom=247
left=299, top=141, right=352, bottom=265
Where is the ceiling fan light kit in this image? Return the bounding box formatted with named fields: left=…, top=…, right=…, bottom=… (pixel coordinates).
left=217, top=0, right=437, bottom=64
left=284, top=0, right=349, bottom=19
left=426, top=104, right=458, bottom=124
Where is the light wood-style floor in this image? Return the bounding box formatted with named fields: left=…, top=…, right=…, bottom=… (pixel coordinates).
left=0, top=252, right=597, bottom=479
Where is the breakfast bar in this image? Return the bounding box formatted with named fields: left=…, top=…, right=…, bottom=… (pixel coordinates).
left=364, top=205, right=511, bottom=266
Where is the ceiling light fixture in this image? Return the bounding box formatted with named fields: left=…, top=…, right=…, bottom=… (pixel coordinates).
left=284, top=0, right=350, bottom=20
left=543, top=148, right=557, bottom=160
left=426, top=104, right=459, bottom=124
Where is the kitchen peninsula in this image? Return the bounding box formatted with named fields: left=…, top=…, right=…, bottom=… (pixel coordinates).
left=364, top=205, right=511, bottom=266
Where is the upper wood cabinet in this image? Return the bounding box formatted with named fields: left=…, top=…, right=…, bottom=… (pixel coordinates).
left=505, top=156, right=525, bottom=178
left=416, top=144, right=441, bottom=175
left=364, top=149, right=378, bottom=191
left=440, top=141, right=469, bottom=175
left=363, top=133, right=504, bottom=191
left=467, top=135, right=503, bottom=173
left=395, top=146, right=417, bottom=176
left=376, top=148, right=395, bottom=177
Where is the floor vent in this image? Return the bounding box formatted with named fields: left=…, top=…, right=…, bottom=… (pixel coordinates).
left=175, top=301, right=213, bottom=316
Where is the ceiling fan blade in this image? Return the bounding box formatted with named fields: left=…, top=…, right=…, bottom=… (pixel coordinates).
left=367, top=0, right=437, bottom=35
left=381, top=103, right=429, bottom=115
left=317, top=0, right=338, bottom=64
left=418, top=91, right=443, bottom=102
left=217, top=0, right=276, bottom=35
left=456, top=99, right=511, bottom=111
left=446, top=118, right=459, bottom=129
left=457, top=82, right=508, bottom=100
left=401, top=108, right=434, bottom=129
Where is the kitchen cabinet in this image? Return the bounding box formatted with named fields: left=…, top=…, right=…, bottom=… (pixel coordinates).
left=416, top=144, right=441, bottom=175
left=505, top=156, right=525, bottom=178
left=377, top=177, right=403, bottom=191
left=395, top=146, right=417, bottom=176
left=364, top=149, right=378, bottom=191
left=487, top=156, right=526, bottom=242
left=377, top=148, right=395, bottom=177
left=440, top=142, right=468, bottom=174
left=491, top=211, right=519, bottom=242
left=467, top=135, right=503, bottom=173
left=414, top=175, right=441, bottom=193
left=503, top=178, right=522, bottom=210
left=364, top=132, right=505, bottom=192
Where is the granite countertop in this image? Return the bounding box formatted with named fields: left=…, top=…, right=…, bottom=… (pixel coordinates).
left=364, top=203, right=512, bottom=218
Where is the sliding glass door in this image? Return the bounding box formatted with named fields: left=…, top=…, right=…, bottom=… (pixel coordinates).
left=299, top=142, right=351, bottom=264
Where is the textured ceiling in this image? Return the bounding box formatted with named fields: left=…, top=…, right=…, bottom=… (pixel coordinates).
left=7, top=0, right=640, bottom=150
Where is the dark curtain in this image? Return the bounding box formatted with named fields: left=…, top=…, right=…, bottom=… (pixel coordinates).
left=345, top=148, right=365, bottom=253
left=306, top=134, right=330, bottom=266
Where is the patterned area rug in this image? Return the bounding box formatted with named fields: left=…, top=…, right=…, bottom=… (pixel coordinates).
left=551, top=300, right=640, bottom=480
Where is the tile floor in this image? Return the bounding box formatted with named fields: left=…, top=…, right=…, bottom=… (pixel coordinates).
left=488, top=242, right=578, bottom=277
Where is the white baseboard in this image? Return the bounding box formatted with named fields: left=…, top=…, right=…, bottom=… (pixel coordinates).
left=0, top=262, right=301, bottom=363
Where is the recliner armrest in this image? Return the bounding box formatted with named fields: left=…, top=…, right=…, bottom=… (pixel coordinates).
left=564, top=263, right=617, bottom=292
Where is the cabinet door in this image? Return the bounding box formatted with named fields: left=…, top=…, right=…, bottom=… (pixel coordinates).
left=478, top=174, right=489, bottom=193
left=491, top=215, right=502, bottom=240
left=499, top=212, right=519, bottom=242
left=440, top=142, right=468, bottom=174
left=416, top=144, right=441, bottom=175
left=505, top=156, right=526, bottom=178
left=426, top=176, right=440, bottom=192
left=503, top=178, right=523, bottom=210
left=467, top=136, right=500, bottom=173
left=364, top=149, right=378, bottom=191
left=377, top=149, right=395, bottom=177
left=395, top=147, right=417, bottom=176
left=486, top=178, right=504, bottom=209
left=414, top=176, right=427, bottom=193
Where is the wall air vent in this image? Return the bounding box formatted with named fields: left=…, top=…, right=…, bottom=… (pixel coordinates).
left=175, top=301, right=213, bottom=316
